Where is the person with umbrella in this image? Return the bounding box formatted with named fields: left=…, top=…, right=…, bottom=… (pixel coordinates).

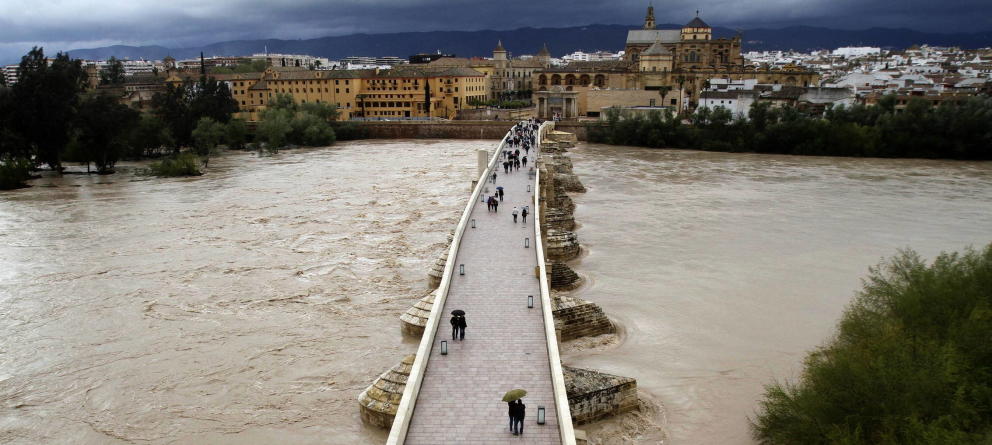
left=450, top=310, right=466, bottom=340
left=496, top=186, right=504, bottom=201
left=503, top=389, right=527, bottom=435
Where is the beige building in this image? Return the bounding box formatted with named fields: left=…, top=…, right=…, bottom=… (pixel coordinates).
left=533, top=6, right=821, bottom=116
left=169, top=64, right=489, bottom=121
left=428, top=41, right=550, bottom=100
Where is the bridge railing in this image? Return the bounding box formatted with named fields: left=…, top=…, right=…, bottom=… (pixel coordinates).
left=386, top=126, right=513, bottom=445
left=533, top=121, right=577, bottom=445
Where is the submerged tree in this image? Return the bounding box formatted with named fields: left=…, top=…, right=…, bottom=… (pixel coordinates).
left=11, top=47, right=87, bottom=171
left=74, top=94, right=140, bottom=173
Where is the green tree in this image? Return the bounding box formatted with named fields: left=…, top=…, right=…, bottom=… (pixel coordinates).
left=99, top=56, right=126, bottom=85
left=752, top=244, right=992, bottom=445
left=129, top=114, right=174, bottom=158
left=74, top=94, right=140, bottom=173
left=152, top=76, right=237, bottom=148
left=256, top=108, right=292, bottom=150
left=224, top=119, right=248, bottom=150
left=191, top=117, right=225, bottom=167
left=11, top=47, right=87, bottom=172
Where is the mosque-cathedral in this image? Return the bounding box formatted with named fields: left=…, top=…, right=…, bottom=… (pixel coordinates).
left=531, top=6, right=820, bottom=118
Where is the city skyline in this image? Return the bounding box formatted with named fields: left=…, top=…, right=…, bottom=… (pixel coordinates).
left=1, top=0, right=990, bottom=64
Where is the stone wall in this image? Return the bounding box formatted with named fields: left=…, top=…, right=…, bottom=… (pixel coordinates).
left=356, top=120, right=603, bottom=141
left=564, top=366, right=639, bottom=425
left=358, top=355, right=416, bottom=429
left=359, top=121, right=515, bottom=139
left=553, top=294, right=615, bottom=341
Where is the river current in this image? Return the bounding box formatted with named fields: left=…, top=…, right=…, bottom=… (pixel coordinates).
left=563, top=143, right=992, bottom=444
left=0, top=140, right=489, bottom=444
left=2, top=139, right=990, bottom=444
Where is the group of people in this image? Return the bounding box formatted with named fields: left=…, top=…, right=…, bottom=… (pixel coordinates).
left=450, top=314, right=466, bottom=341
left=511, top=205, right=528, bottom=223
left=502, top=150, right=526, bottom=174
left=486, top=187, right=503, bottom=212
left=507, top=399, right=527, bottom=436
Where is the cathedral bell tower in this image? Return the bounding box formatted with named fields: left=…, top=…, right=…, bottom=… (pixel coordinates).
left=644, top=4, right=656, bottom=29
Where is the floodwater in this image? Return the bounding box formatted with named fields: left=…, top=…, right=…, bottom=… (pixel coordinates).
left=562, top=144, right=992, bottom=444
left=0, top=140, right=492, bottom=444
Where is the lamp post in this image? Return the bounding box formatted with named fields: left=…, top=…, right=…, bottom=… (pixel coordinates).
left=440, top=340, right=448, bottom=355
left=528, top=295, right=534, bottom=308
left=459, top=264, right=465, bottom=275
left=524, top=237, right=530, bottom=248
left=471, top=219, right=476, bottom=228
left=537, top=406, right=546, bottom=424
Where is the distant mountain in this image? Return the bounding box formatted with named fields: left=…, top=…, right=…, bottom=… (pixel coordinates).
left=61, top=24, right=992, bottom=62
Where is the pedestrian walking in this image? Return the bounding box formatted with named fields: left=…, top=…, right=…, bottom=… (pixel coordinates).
left=521, top=206, right=528, bottom=223
left=487, top=196, right=494, bottom=212
left=512, top=207, right=518, bottom=223
left=457, top=314, right=466, bottom=340
left=507, top=401, right=515, bottom=432
left=512, top=400, right=526, bottom=435
left=522, top=156, right=527, bottom=167
left=491, top=171, right=497, bottom=184
left=493, top=199, right=499, bottom=212
left=503, top=161, right=509, bottom=173
left=450, top=314, right=461, bottom=340
left=498, top=187, right=504, bottom=201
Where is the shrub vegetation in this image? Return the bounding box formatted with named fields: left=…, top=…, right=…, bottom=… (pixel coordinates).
left=590, top=95, right=992, bottom=160
left=145, top=152, right=203, bottom=177
left=752, top=244, right=992, bottom=444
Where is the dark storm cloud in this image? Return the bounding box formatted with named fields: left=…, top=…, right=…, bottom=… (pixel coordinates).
left=1, top=0, right=989, bottom=62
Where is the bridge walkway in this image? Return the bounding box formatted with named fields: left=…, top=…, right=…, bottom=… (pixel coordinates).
left=403, top=131, right=561, bottom=444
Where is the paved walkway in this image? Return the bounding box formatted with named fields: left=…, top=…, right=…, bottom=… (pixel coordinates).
left=404, top=134, right=560, bottom=444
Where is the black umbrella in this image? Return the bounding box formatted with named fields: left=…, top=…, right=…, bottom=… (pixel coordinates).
left=496, top=186, right=504, bottom=190
left=451, top=309, right=465, bottom=316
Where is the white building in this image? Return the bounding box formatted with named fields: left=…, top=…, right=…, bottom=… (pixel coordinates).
left=250, top=53, right=330, bottom=69
left=832, top=47, right=882, bottom=58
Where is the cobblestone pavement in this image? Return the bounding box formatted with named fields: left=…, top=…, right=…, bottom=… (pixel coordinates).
left=405, top=140, right=560, bottom=444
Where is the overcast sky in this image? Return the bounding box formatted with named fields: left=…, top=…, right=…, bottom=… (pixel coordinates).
left=1, top=0, right=990, bottom=63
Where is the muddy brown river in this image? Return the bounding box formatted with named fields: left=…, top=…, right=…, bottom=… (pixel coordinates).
left=2, top=139, right=991, bottom=444
left=563, top=143, right=992, bottom=444
left=0, top=140, right=490, bottom=444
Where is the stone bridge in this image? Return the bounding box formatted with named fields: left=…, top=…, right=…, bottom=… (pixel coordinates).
left=386, top=122, right=577, bottom=445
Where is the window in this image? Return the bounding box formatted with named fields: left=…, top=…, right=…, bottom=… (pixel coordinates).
left=346, top=88, right=350, bottom=93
